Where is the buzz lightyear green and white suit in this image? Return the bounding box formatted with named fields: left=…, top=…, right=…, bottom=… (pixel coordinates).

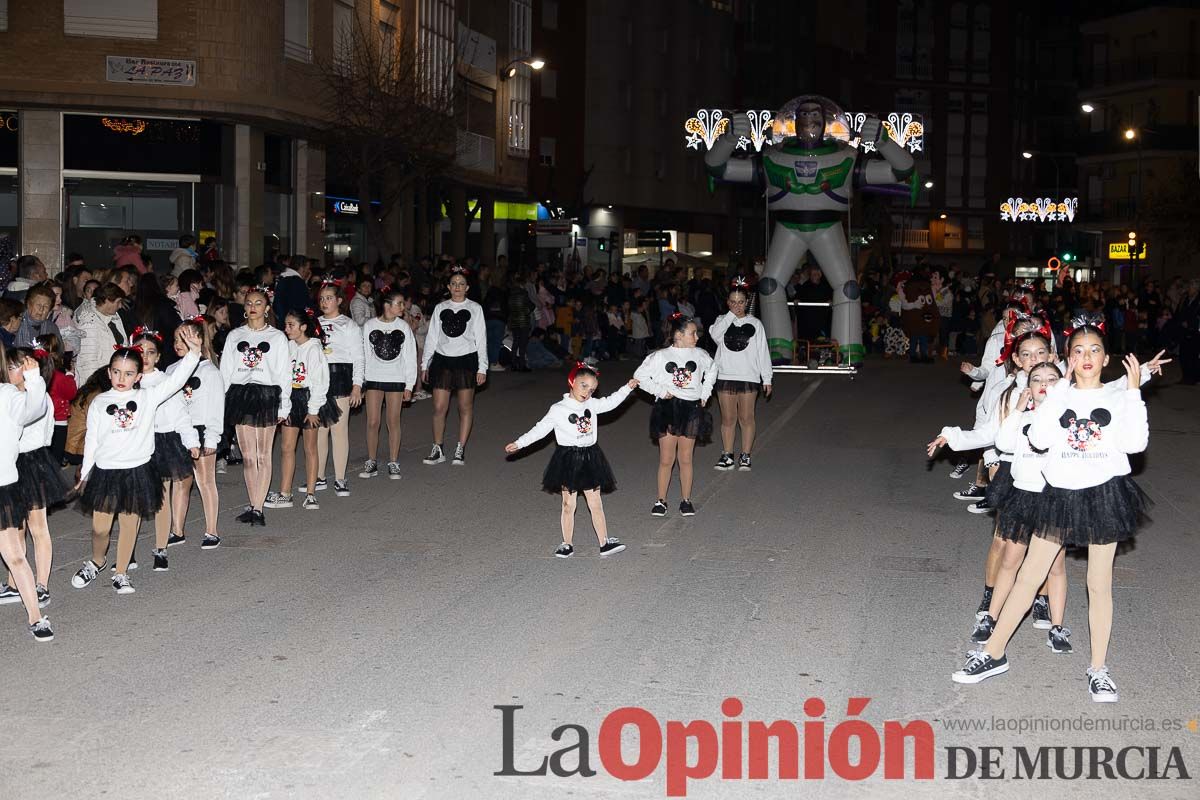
left=705, top=97, right=915, bottom=365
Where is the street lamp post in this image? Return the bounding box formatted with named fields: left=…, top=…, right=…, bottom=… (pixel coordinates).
left=500, top=57, right=546, bottom=80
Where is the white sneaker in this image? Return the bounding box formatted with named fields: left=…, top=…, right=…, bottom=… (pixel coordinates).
left=302, top=494, right=320, bottom=511
left=263, top=491, right=294, bottom=509
left=112, top=573, right=135, bottom=594
left=1087, top=666, right=1119, bottom=703
left=489, top=363, right=507, bottom=372
left=216, top=458, right=227, bottom=474
left=452, top=443, right=465, bottom=466
left=423, top=445, right=446, bottom=465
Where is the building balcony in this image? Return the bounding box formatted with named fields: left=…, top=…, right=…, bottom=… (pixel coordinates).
left=1081, top=54, right=1197, bottom=89
left=456, top=130, right=496, bottom=175
left=891, top=229, right=929, bottom=249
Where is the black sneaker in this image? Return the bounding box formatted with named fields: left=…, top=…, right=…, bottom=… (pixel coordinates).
left=554, top=542, right=574, bottom=558
left=235, top=506, right=255, bottom=523
left=423, top=444, right=446, bottom=465
left=36, top=584, right=49, bottom=608
left=1031, top=595, right=1051, bottom=629
left=452, top=443, right=466, bottom=466
left=359, top=460, right=379, bottom=478
left=251, top=510, right=266, bottom=527
left=737, top=453, right=752, bottom=471
left=949, top=462, right=972, bottom=479
left=111, top=573, right=135, bottom=595
left=334, top=480, right=350, bottom=497
left=1047, top=625, right=1073, bottom=654
left=714, top=452, right=735, bottom=471
left=166, top=532, right=186, bottom=547
left=29, top=616, right=53, bottom=642
left=110, top=558, right=138, bottom=572
left=967, top=498, right=992, bottom=514
left=0, top=582, right=20, bottom=605
left=679, top=500, right=696, bottom=517
left=1087, top=666, right=1119, bottom=703
left=153, top=549, right=168, bottom=572
left=976, top=587, right=994, bottom=620
left=200, top=534, right=221, bottom=550
left=970, top=614, right=995, bottom=643
left=954, top=483, right=986, bottom=501
left=599, top=538, right=626, bottom=556
left=951, top=650, right=1009, bottom=684
left=71, top=560, right=103, bottom=589
left=650, top=500, right=667, bottom=517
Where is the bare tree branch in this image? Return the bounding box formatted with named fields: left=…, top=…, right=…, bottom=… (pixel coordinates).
left=313, top=11, right=465, bottom=259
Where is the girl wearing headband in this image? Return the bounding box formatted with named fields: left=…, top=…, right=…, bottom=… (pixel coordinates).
left=633, top=312, right=718, bottom=517
left=709, top=277, right=772, bottom=471
left=506, top=362, right=638, bottom=557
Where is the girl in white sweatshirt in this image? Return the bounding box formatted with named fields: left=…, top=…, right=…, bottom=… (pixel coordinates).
left=360, top=287, right=417, bottom=479
left=71, top=330, right=201, bottom=595
left=954, top=315, right=1150, bottom=703
left=421, top=267, right=488, bottom=466
left=709, top=278, right=773, bottom=471
left=506, top=363, right=637, bottom=558
left=131, top=327, right=198, bottom=573
left=316, top=282, right=365, bottom=495
left=0, top=349, right=52, bottom=639
left=220, top=288, right=290, bottom=527
left=166, top=318, right=225, bottom=550
left=266, top=309, right=337, bottom=511
left=633, top=313, right=718, bottom=518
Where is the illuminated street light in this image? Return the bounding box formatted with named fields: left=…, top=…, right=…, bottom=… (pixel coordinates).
left=924, top=180, right=934, bottom=189
left=502, top=57, right=547, bottom=80
left=1124, top=128, right=1137, bottom=140
left=1021, top=151, right=1033, bottom=159
left=939, top=213, right=947, bottom=220
left=1081, top=103, right=1095, bottom=113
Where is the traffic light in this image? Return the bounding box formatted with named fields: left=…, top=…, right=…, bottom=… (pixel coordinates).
left=598, top=238, right=607, bottom=252
left=1061, top=251, right=1074, bottom=263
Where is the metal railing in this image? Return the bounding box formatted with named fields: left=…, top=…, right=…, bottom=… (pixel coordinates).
left=455, top=130, right=496, bottom=174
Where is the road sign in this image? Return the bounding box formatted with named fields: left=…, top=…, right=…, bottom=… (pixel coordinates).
left=575, top=237, right=588, bottom=248
left=536, top=220, right=571, bottom=234
left=536, top=234, right=572, bottom=248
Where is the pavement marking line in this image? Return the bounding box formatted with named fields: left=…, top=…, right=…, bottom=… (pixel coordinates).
left=648, top=378, right=824, bottom=543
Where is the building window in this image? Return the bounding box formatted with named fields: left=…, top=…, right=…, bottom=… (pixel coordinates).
left=543, top=0, right=557, bottom=30
left=0, top=1, right=8, bottom=32
left=508, top=0, right=532, bottom=155
left=539, top=137, right=556, bottom=167
left=284, top=0, right=311, bottom=62
left=333, top=0, right=354, bottom=72
left=64, top=0, right=157, bottom=40
left=540, top=68, right=557, bottom=99
left=967, top=217, right=985, bottom=250
left=419, top=0, right=456, bottom=104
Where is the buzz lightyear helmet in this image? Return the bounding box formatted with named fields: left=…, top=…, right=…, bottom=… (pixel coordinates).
left=772, top=95, right=848, bottom=148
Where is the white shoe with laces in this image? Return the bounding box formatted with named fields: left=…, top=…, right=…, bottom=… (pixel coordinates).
left=1087, top=666, right=1119, bottom=703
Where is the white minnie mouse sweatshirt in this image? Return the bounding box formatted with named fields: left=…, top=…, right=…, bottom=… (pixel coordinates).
left=289, top=337, right=330, bottom=415
left=320, top=314, right=365, bottom=387
left=634, top=346, right=717, bottom=403
left=220, top=324, right=291, bottom=419
left=1027, top=380, right=1148, bottom=490
left=18, top=392, right=52, bottom=453
left=166, top=357, right=225, bottom=450
left=422, top=299, right=487, bottom=373
left=82, top=351, right=200, bottom=477
left=995, top=407, right=1049, bottom=493
left=709, top=312, right=772, bottom=385
left=140, top=368, right=200, bottom=450
left=363, top=316, right=418, bottom=387
left=4, top=373, right=48, bottom=481
left=514, top=385, right=634, bottom=449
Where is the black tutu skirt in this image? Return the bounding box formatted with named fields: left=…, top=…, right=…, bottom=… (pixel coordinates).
left=985, top=460, right=1015, bottom=509
left=649, top=397, right=713, bottom=443
left=994, top=487, right=1045, bottom=545
left=16, top=446, right=69, bottom=510
left=714, top=379, right=761, bottom=395
left=427, top=352, right=479, bottom=391
left=0, top=480, right=30, bottom=529
left=541, top=444, right=617, bottom=494
left=284, top=388, right=343, bottom=428
left=81, top=461, right=163, bottom=517
left=328, top=363, right=354, bottom=398
left=226, top=383, right=282, bottom=428
left=1037, top=476, right=1150, bottom=546
left=363, top=380, right=407, bottom=393
left=151, top=431, right=194, bottom=480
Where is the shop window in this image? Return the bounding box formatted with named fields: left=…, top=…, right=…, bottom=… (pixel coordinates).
left=539, top=137, right=555, bottom=167
left=62, top=115, right=222, bottom=176
left=64, top=0, right=157, bottom=40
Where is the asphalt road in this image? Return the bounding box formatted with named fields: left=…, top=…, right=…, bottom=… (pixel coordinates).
left=1, top=356, right=1197, bottom=800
